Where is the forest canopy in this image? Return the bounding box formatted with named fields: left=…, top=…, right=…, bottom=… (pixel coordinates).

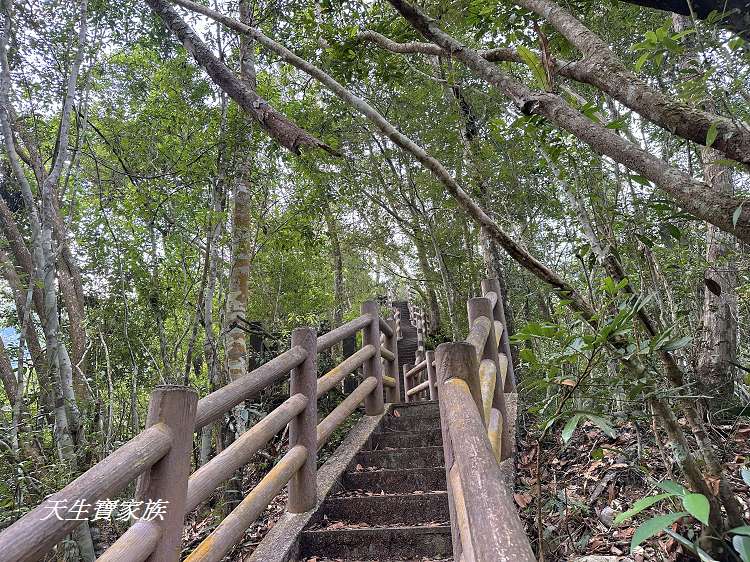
left=0, top=0, right=749, bottom=560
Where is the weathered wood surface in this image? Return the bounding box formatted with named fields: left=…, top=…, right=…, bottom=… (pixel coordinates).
left=404, top=358, right=428, bottom=378
left=382, top=374, right=397, bottom=388
left=380, top=344, right=395, bottom=361
left=407, top=378, right=431, bottom=397
left=478, top=358, right=497, bottom=425
left=288, top=327, right=318, bottom=513
left=194, top=346, right=306, bottom=428
left=384, top=318, right=401, bottom=401
left=482, top=278, right=515, bottom=391
left=465, top=315, right=492, bottom=364
left=317, top=344, right=375, bottom=398
left=361, top=300, right=384, bottom=415
left=442, top=378, right=534, bottom=562
left=402, top=362, right=414, bottom=403
left=378, top=316, right=394, bottom=337
left=185, top=445, right=307, bottom=562
left=98, top=520, right=162, bottom=562
left=187, top=393, right=307, bottom=511
left=426, top=350, right=438, bottom=400
left=0, top=424, right=172, bottom=562
left=136, top=385, right=198, bottom=562
left=317, top=314, right=371, bottom=351
left=468, top=296, right=512, bottom=461
left=316, top=376, right=379, bottom=447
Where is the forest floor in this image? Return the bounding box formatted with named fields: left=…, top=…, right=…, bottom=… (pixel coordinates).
left=175, top=409, right=750, bottom=562
left=515, top=412, right=750, bottom=562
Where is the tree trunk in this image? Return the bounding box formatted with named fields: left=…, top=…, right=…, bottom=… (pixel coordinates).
left=413, top=229, right=441, bottom=335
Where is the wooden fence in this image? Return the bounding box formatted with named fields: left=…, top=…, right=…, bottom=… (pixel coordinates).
left=0, top=300, right=400, bottom=562
left=404, top=278, right=536, bottom=562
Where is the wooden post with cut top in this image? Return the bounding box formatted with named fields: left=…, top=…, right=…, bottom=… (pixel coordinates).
left=136, top=385, right=198, bottom=562
left=361, top=300, right=385, bottom=415
left=288, top=326, right=317, bottom=513
left=435, top=342, right=480, bottom=562
left=468, top=296, right=512, bottom=461
left=384, top=317, right=400, bottom=402
left=425, top=350, right=437, bottom=400
left=481, top=277, right=516, bottom=391
left=402, top=363, right=413, bottom=403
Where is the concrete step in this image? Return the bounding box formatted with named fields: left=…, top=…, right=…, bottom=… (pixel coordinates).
left=351, top=446, right=444, bottom=471
left=343, top=467, right=446, bottom=493
left=321, top=491, right=448, bottom=525
left=388, top=401, right=439, bottom=418
left=301, top=524, right=452, bottom=560
left=385, top=413, right=441, bottom=433
left=369, top=428, right=442, bottom=450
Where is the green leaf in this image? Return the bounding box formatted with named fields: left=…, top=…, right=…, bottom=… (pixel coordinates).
left=517, top=45, right=549, bottom=90
left=635, top=52, right=650, bottom=71
left=682, top=493, right=710, bottom=525
left=663, top=530, right=717, bottom=561
left=729, top=526, right=750, bottom=537
left=734, top=536, right=750, bottom=562
left=733, top=203, right=745, bottom=228
left=631, top=512, right=687, bottom=550
left=661, top=335, right=692, bottom=352
left=562, top=414, right=583, bottom=443
left=584, top=414, right=617, bottom=438
left=614, top=493, right=673, bottom=525
left=657, top=480, right=687, bottom=496
left=706, top=122, right=718, bottom=147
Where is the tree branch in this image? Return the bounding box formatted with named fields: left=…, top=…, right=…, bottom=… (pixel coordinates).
left=146, top=0, right=338, bottom=156
left=386, top=0, right=750, bottom=244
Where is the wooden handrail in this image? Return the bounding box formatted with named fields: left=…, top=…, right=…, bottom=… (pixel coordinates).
left=316, top=313, right=371, bottom=351
left=404, top=358, right=428, bottom=378
left=482, top=278, right=516, bottom=391
left=465, top=315, right=492, bottom=363
left=186, top=445, right=308, bottom=562
left=403, top=280, right=530, bottom=559
left=194, top=346, right=307, bottom=429
left=406, top=378, right=430, bottom=397
left=378, top=316, right=394, bottom=337
left=316, top=376, right=379, bottom=447
left=436, top=342, right=534, bottom=562
left=186, top=393, right=308, bottom=511
left=98, top=520, right=161, bottom=562
left=0, top=299, right=404, bottom=562
left=380, top=344, right=395, bottom=361
left=0, top=423, right=173, bottom=562
left=317, top=344, right=375, bottom=398
left=478, top=358, right=497, bottom=425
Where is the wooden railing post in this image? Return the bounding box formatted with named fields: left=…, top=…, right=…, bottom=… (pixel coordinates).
left=361, top=300, right=385, bottom=415
left=435, top=342, right=479, bottom=562
left=481, top=278, right=516, bottom=391
left=402, top=363, right=413, bottom=403
left=384, top=318, right=401, bottom=402
left=288, top=326, right=317, bottom=513
left=425, top=350, right=437, bottom=400
left=468, top=296, right=512, bottom=461
left=415, top=309, right=425, bottom=365
left=136, top=385, right=198, bottom=562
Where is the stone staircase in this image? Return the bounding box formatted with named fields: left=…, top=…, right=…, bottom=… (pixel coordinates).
left=393, top=301, right=419, bottom=371
left=298, top=400, right=452, bottom=561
